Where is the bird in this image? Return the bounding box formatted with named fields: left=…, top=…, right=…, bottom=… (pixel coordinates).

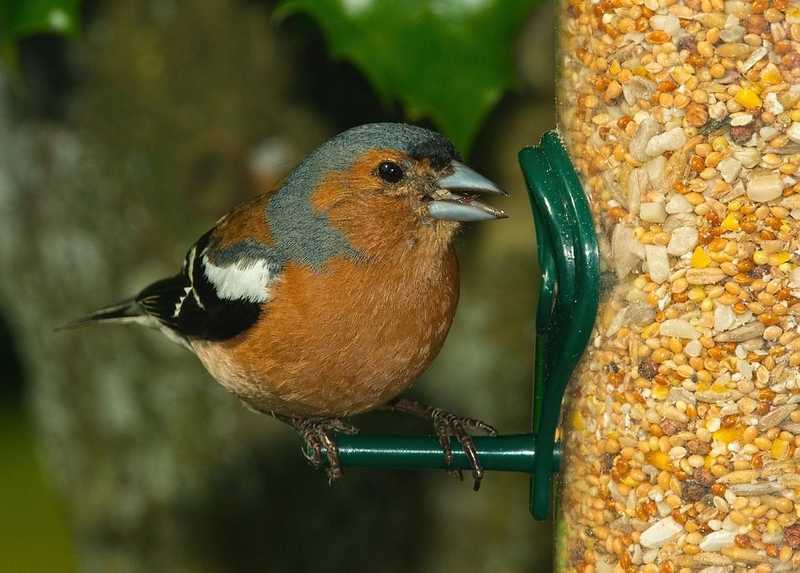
left=62, top=123, right=508, bottom=489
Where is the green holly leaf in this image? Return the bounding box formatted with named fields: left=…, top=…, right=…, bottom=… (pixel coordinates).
left=0, top=0, right=79, bottom=39
left=277, top=0, right=540, bottom=154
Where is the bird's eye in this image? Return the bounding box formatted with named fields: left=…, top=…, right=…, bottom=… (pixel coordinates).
left=377, top=161, right=404, bottom=183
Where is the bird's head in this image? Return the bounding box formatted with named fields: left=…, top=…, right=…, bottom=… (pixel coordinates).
left=282, top=123, right=507, bottom=257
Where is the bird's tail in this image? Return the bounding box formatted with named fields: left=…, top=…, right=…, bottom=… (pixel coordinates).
left=55, top=299, right=147, bottom=331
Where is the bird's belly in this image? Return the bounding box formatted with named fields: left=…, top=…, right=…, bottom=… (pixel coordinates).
left=192, top=309, right=453, bottom=417
left=191, top=261, right=458, bottom=417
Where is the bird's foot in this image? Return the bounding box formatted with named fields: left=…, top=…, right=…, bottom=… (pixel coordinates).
left=384, top=398, right=497, bottom=491
left=278, top=415, right=358, bottom=484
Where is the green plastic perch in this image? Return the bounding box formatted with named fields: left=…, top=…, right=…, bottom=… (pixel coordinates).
left=321, top=130, right=600, bottom=521
left=329, top=434, right=560, bottom=474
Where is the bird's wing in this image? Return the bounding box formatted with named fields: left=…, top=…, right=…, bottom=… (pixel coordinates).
left=136, top=212, right=283, bottom=341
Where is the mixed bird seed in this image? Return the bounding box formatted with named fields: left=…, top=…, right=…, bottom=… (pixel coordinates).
left=557, top=0, right=800, bottom=571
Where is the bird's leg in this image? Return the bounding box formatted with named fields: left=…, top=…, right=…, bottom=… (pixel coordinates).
left=275, top=414, right=358, bottom=483
left=383, top=398, right=497, bottom=491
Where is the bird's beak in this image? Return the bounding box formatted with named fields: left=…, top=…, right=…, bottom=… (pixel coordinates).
left=427, top=161, right=508, bottom=222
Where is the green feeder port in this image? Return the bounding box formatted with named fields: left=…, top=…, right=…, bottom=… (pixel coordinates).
left=321, top=130, right=600, bottom=521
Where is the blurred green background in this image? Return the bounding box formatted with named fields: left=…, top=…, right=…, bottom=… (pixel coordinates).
left=0, top=0, right=556, bottom=571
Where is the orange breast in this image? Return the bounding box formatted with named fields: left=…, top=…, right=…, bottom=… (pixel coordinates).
left=192, top=247, right=459, bottom=417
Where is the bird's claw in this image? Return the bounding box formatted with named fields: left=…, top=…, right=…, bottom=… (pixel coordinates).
left=284, top=416, right=358, bottom=483
left=430, top=407, right=496, bottom=491
left=385, top=398, right=497, bottom=491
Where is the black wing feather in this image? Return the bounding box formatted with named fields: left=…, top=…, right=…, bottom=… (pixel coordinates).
left=136, top=231, right=262, bottom=341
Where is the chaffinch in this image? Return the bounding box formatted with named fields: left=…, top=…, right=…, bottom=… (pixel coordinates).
left=64, top=123, right=508, bottom=488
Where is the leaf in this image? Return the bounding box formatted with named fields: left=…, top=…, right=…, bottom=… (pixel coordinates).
left=277, top=0, right=540, bottom=154
left=0, top=0, right=80, bottom=39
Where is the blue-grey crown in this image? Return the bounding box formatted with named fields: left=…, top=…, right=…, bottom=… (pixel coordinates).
left=286, top=123, right=458, bottom=192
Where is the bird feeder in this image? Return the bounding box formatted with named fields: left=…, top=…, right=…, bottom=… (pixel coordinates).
left=324, top=130, right=600, bottom=521
left=549, top=1, right=800, bottom=570
left=327, top=2, right=800, bottom=571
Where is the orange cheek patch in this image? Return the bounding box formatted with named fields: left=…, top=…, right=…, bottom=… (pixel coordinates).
left=309, top=149, right=408, bottom=212
left=310, top=171, right=356, bottom=212
left=308, top=148, right=429, bottom=258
